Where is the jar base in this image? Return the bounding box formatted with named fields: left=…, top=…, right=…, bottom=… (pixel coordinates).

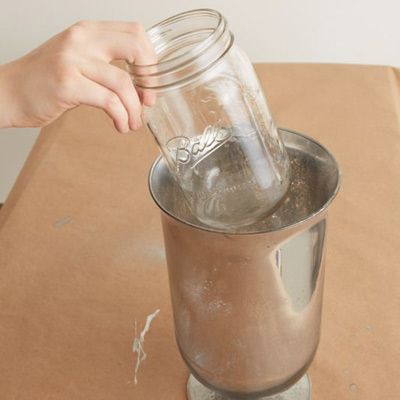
left=187, top=374, right=311, bottom=400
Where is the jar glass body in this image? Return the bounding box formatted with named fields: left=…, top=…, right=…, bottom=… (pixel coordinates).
left=131, top=10, right=290, bottom=230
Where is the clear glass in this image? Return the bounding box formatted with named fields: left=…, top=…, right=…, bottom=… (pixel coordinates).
left=129, top=9, right=290, bottom=230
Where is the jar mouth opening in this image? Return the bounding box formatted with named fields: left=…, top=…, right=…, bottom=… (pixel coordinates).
left=128, top=9, right=231, bottom=89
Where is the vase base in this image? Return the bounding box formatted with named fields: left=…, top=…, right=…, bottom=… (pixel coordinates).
left=187, top=374, right=311, bottom=400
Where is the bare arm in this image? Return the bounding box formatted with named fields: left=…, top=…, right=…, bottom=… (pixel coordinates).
left=0, top=20, right=156, bottom=133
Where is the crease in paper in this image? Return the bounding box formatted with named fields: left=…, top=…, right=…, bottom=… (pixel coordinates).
left=132, top=309, right=160, bottom=385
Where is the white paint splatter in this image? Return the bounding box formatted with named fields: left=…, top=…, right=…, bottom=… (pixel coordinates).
left=132, top=309, right=160, bottom=385
left=53, top=216, right=73, bottom=229
left=349, top=383, right=358, bottom=392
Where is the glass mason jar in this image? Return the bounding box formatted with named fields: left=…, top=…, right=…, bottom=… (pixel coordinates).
left=128, top=9, right=290, bottom=230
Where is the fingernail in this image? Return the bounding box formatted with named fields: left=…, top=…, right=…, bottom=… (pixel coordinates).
left=132, top=120, right=142, bottom=131
left=123, top=123, right=130, bottom=133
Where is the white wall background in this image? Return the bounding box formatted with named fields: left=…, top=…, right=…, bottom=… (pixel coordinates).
left=1, top=0, right=400, bottom=202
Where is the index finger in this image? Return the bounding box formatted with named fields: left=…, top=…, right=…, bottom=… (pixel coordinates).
left=75, top=20, right=148, bottom=35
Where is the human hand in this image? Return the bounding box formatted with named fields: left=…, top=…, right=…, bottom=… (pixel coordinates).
left=0, top=20, right=157, bottom=133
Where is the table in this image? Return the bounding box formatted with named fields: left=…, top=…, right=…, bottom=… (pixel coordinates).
left=0, top=64, right=399, bottom=399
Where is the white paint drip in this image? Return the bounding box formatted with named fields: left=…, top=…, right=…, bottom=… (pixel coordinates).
left=132, top=309, right=160, bottom=385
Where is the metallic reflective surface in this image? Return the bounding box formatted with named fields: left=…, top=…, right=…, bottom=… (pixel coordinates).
left=149, top=130, right=340, bottom=399
left=187, top=374, right=311, bottom=400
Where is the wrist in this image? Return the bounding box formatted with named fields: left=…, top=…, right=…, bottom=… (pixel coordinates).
left=0, top=61, right=22, bottom=128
